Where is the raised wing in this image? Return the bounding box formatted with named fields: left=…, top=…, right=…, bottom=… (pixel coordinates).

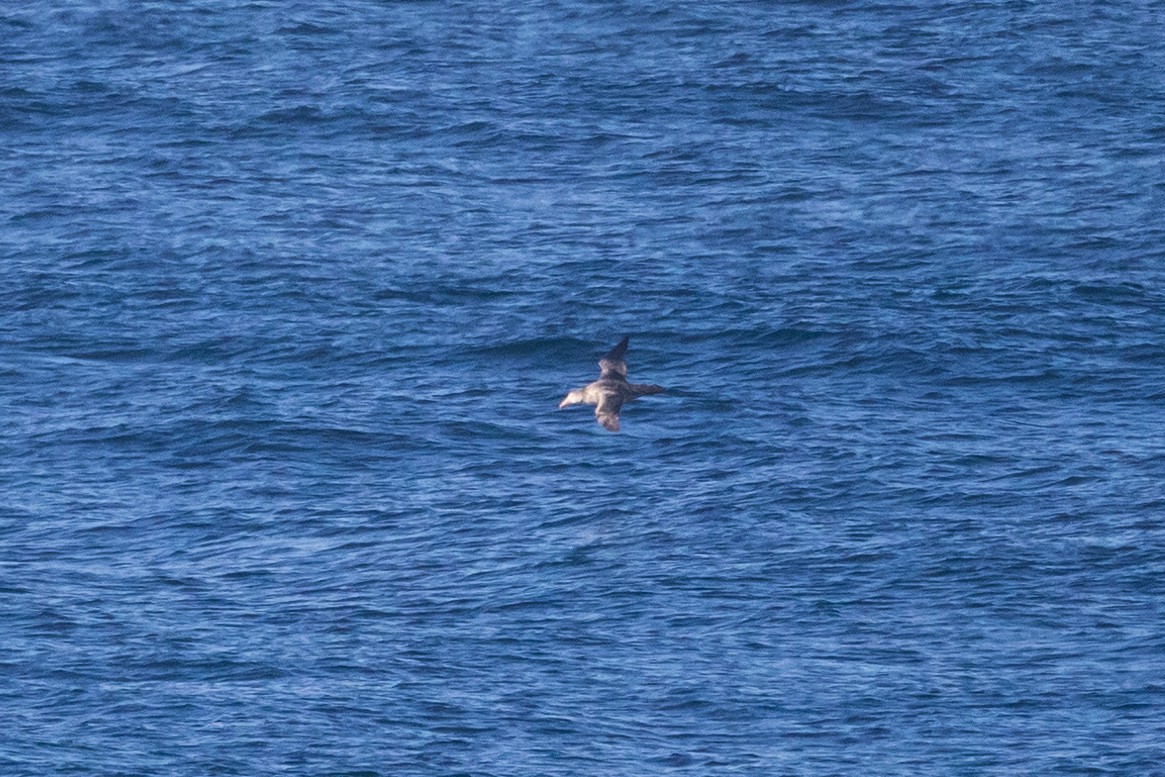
left=598, top=336, right=630, bottom=379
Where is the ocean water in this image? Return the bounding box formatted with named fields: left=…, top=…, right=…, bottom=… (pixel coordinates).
left=3, top=1, right=1165, bottom=774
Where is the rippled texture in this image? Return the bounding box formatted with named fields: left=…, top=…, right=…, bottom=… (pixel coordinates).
left=3, top=2, right=1165, bottom=775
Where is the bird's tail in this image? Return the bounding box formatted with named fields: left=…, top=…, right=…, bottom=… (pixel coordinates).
left=629, top=383, right=664, bottom=398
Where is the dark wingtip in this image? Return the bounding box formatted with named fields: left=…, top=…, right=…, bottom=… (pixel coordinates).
left=604, top=335, right=630, bottom=361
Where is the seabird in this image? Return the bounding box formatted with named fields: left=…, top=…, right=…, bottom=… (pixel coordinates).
left=558, top=336, right=664, bottom=432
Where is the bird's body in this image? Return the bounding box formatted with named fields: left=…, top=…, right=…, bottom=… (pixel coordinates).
left=559, top=336, right=664, bottom=432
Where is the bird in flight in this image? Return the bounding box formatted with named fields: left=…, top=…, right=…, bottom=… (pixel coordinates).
left=559, top=336, right=664, bottom=432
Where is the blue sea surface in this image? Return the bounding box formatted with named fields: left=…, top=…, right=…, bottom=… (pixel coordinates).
left=3, top=2, right=1165, bottom=775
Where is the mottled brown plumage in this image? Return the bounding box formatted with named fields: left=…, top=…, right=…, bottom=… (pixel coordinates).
left=558, top=336, right=664, bottom=432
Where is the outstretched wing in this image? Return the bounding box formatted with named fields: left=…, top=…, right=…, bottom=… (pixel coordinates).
left=595, top=392, right=624, bottom=433
left=596, top=411, right=621, bottom=432
left=598, top=335, right=630, bottom=379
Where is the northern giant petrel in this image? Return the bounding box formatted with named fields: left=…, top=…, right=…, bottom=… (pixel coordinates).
left=558, top=336, right=664, bottom=432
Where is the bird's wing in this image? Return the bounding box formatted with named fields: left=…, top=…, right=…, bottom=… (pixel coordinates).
left=595, top=392, right=625, bottom=433
left=598, top=336, right=630, bottom=379
left=596, top=410, right=621, bottom=432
